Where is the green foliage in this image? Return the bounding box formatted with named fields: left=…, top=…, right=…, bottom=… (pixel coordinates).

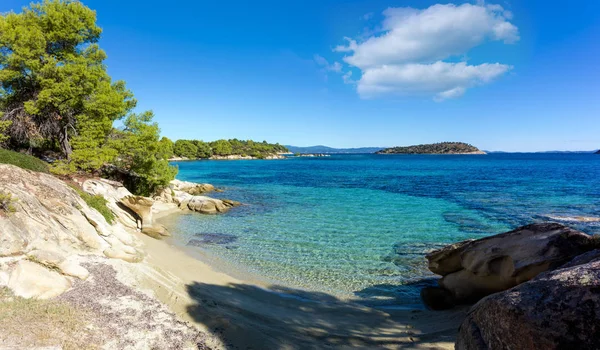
left=0, top=117, right=10, bottom=145
left=0, top=148, right=49, bottom=172
left=211, top=139, right=233, bottom=156
left=191, top=140, right=213, bottom=158
left=377, top=142, right=483, bottom=154
left=0, top=190, right=17, bottom=213
left=110, top=111, right=178, bottom=196
left=0, top=1, right=177, bottom=196
left=172, top=138, right=288, bottom=159
left=173, top=139, right=198, bottom=158
left=158, top=137, right=174, bottom=159
left=0, top=0, right=134, bottom=157
left=70, top=185, right=114, bottom=224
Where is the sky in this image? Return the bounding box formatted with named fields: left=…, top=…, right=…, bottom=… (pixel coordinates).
left=1, top=0, right=599, bottom=151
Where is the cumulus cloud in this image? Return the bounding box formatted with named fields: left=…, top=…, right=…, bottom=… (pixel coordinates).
left=331, top=3, right=519, bottom=100
left=357, top=61, right=512, bottom=100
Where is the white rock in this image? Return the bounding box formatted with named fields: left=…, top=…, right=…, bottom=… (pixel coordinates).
left=8, top=260, right=71, bottom=299
left=58, top=259, right=90, bottom=280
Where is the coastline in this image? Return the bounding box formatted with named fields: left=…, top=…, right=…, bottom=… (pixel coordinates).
left=134, top=210, right=467, bottom=349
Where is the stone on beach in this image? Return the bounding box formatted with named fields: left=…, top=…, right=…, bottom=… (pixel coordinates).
left=423, top=223, right=597, bottom=309
left=456, top=258, right=600, bottom=349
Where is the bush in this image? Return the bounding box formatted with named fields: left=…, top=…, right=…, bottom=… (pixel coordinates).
left=0, top=191, right=16, bottom=213
left=70, top=185, right=115, bottom=224
left=0, top=149, right=49, bottom=173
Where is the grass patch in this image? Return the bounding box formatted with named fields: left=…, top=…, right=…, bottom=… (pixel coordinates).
left=0, top=148, right=49, bottom=173
left=0, top=287, right=98, bottom=350
left=0, top=190, right=17, bottom=213
left=69, top=185, right=115, bottom=224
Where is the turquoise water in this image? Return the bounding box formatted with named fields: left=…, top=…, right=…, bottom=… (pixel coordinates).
left=162, top=154, right=600, bottom=306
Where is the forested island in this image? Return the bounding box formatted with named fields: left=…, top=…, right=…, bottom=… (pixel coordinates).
left=376, top=142, right=485, bottom=154
left=172, top=139, right=288, bottom=160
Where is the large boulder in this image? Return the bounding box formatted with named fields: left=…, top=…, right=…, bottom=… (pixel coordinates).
left=422, top=223, right=597, bottom=309
left=8, top=260, right=71, bottom=299
left=119, top=195, right=169, bottom=238
left=456, top=257, right=600, bottom=349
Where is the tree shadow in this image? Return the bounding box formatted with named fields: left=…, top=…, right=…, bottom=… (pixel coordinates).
left=185, top=281, right=467, bottom=349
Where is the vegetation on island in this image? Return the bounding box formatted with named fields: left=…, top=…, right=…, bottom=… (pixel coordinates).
left=376, top=142, right=484, bottom=154
left=172, top=139, right=288, bottom=159
left=0, top=0, right=176, bottom=195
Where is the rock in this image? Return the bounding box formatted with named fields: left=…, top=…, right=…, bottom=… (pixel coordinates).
left=27, top=249, right=66, bottom=267
left=186, top=196, right=229, bottom=214
left=222, top=199, right=241, bottom=207
left=456, top=258, right=600, bottom=350
left=57, top=259, right=90, bottom=280
left=119, top=195, right=168, bottom=238
left=559, top=249, right=600, bottom=269
left=83, top=178, right=139, bottom=229
left=142, top=224, right=171, bottom=239
left=170, top=179, right=215, bottom=195
left=187, top=233, right=237, bottom=246
left=8, top=260, right=71, bottom=299
left=104, top=248, right=143, bottom=263
left=424, top=223, right=597, bottom=308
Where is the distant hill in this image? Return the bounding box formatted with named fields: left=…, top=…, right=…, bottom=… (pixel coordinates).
left=596, top=150, right=600, bottom=154
left=285, top=145, right=385, bottom=154
left=377, top=142, right=485, bottom=155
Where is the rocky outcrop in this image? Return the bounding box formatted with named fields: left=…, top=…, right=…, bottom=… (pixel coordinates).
left=209, top=154, right=285, bottom=160
left=0, top=164, right=144, bottom=299
left=171, top=179, right=215, bottom=195
left=456, top=257, right=600, bottom=349
left=154, top=179, right=241, bottom=214
left=422, top=223, right=597, bottom=309
left=172, top=192, right=240, bottom=214
left=119, top=195, right=169, bottom=238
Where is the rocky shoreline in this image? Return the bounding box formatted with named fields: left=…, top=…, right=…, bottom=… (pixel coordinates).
left=0, top=163, right=242, bottom=348
left=423, top=222, right=600, bottom=349
left=169, top=153, right=286, bottom=161
left=2, top=162, right=599, bottom=349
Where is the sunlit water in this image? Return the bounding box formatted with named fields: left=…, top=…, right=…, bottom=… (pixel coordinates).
left=160, top=153, right=600, bottom=307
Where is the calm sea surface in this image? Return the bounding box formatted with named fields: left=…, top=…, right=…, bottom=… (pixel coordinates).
left=161, top=153, right=600, bottom=307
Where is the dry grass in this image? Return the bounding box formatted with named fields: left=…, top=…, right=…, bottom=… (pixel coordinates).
left=0, top=287, right=99, bottom=350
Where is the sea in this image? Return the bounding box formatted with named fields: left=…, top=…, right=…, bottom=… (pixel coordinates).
left=160, top=153, right=600, bottom=308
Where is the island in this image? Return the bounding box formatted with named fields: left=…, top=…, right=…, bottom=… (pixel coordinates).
left=376, top=142, right=486, bottom=155
left=596, top=150, right=600, bottom=154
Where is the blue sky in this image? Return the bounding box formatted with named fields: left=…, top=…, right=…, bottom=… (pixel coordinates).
left=2, top=0, right=599, bottom=151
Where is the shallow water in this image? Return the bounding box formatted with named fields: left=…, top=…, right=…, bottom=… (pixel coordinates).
left=161, top=153, right=600, bottom=306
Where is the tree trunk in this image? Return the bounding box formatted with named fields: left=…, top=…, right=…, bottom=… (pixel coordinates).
left=60, top=127, right=72, bottom=159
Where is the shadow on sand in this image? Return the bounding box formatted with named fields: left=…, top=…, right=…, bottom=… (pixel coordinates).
left=185, top=281, right=467, bottom=349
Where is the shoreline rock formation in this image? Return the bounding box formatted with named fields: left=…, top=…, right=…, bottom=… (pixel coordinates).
left=457, top=252, right=600, bottom=349
left=422, top=223, right=598, bottom=310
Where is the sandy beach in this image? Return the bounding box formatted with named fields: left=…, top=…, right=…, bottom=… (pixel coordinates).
left=122, top=222, right=468, bottom=349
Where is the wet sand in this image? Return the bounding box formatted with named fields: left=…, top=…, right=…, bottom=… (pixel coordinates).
left=125, top=228, right=467, bottom=349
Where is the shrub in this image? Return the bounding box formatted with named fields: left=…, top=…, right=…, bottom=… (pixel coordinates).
left=70, top=185, right=115, bottom=224
left=0, top=149, right=49, bottom=173
left=0, top=191, right=16, bottom=213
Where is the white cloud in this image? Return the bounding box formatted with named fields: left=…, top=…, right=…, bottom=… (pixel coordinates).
left=357, top=61, right=511, bottom=100
left=330, top=3, right=519, bottom=100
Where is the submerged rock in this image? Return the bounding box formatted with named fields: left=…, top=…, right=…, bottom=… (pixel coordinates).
left=424, top=223, right=597, bottom=309
left=187, top=233, right=238, bottom=246
left=456, top=259, right=600, bottom=349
